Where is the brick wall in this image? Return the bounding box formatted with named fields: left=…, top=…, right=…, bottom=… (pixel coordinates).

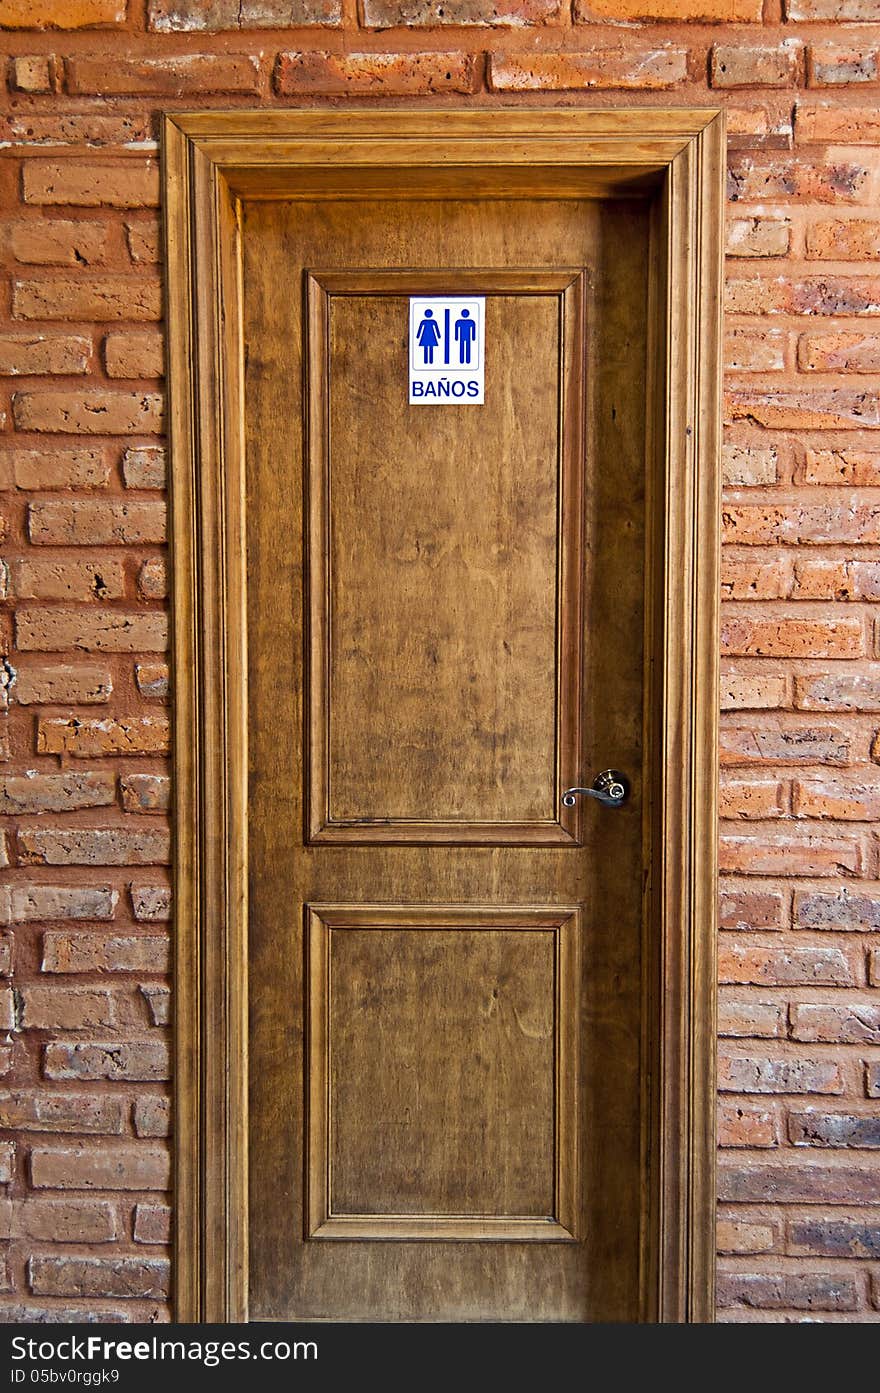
left=0, top=0, right=878, bottom=1324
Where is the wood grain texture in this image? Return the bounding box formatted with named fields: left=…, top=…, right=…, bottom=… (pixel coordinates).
left=164, top=108, right=723, bottom=1325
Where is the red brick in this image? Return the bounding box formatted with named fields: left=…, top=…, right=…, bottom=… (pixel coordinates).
left=719, top=834, right=863, bottom=877
left=10, top=559, right=125, bottom=601
left=134, top=663, right=168, bottom=701
left=794, top=779, right=880, bottom=821
left=29, top=1256, right=168, bottom=1300
left=793, top=559, right=880, bottom=600
left=726, top=218, right=790, bottom=258
left=717, top=1218, right=777, bottom=1254
left=0, top=1, right=125, bottom=26
left=9, top=885, right=117, bottom=923
left=0, top=772, right=114, bottom=815
left=120, top=774, right=169, bottom=813
left=14, top=389, right=163, bottom=435
left=133, top=1203, right=170, bottom=1244
left=2, top=220, right=109, bottom=268
left=279, top=51, right=476, bottom=96
left=721, top=559, right=789, bottom=600
left=798, top=104, right=880, bottom=145
left=148, top=0, right=342, bottom=28
left=721, top=616, right=863, bottom=659
left=12, top=664, right=112, bottom=706
left=719, top=778, right=787, bottom=820
left=727, top=275, right=880, bottom=316
left=797, top=3, right=880, bottom=25
left=717, top=1271, right=857, bottom=1313
left=133, top=1094, right=169, bottom=1137
left=126, top=222, right=160, bottom=265
left=726, top=389, right=880, bottom=431
left=17, top=827, right=170, bottom=867
left=722, top=722, right=837, bottom=767
left=122, top=446, right=165, bottom=489
left=0, top=112, right=155, bottom=151
left=68, top=54, right=261, bottom=96
left=725, top=329, right=786, bottom=373
left=104, top=332, right=163, bottom=379
left=13, top=278, right=161, bottom=322
left=720, top=942, right=855, bottom=987
left=719, top=1161, right=880, bottom=1203
left=718, top=1101, right=777, bottom=1147
left=130, top=885, right=171, bottom=922
left=0, top=446, right=110, bottom=489
left=723, top=502, right=880, bottom=546
left=796, top=887, right=880, bottom=941
left=805, top=445, right=880, bottom=483
left=808, top=48, right=880, bottom=91
left=137, top=558, right=167, bottom=599
left=28, top=499, right=165, bottom=545
left=42, top=933, right=168, bottom=974
left=790, top=1003, right=880, bottom=1045
left=0, top=1198, right=117, bottom=1244
left=718, top=998, right=785, bottom=1038
left=42, top=1041, right=169, bottom=1082
left=799, top=332, right=880, bottom=373
left=789, top=1111, right=880, bottom=1149
left=576, top=0, right=761, bottom=15
left=20, top=986, right=117, bottom=1030
left=488, top=48, right=686, bottom=92
left=0, top=333, right=90, bottom=376
left=364, top=0, right=561, bottom=24
left=719, top=1054, right=843, bottom=1094
left=711, top=43, right=799, bottom=89
left=38, top=716, right=169, bottom=757
left=795, top=673, right=880, bottom=712
left=789, top=1218, right=880, bottom=1258
left=726, top=106, right=794, bottom=152
left=0, top=1091, right=124, bottom=1135
left=728, top=155, right=874, bottom=205
left=23, top=162, right=159, bottom=210
left=16, top=610, right=168, bottom=654
left=720, top=674, right=788, bottom=711
left=806, top=220, right=880, bottom=261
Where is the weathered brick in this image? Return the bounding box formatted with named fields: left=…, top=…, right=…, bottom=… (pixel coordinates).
left=38, top=716, right=169, bottom=757
left=711, top=43, right=799, bottom=89
left=720, top=834, right=863, bottom=877
left=795, top=889, right=880, bottom=932
left=790, top=1003, right=880, bottom=1045
left=866, top=1063, right=880, bottom=1099
left=133, top=1094, right=170, bottom=1138
left=0, top=447, right=110, bottom=489
left=0, top=1144, right=15, bottom=1184
left=719, top=1162, right=880, bottom=1204
left=16, top=609, right=168, bottom=654
left=23, top=162, right=159, bottom=210
left=364, top=0, right=562, bottom=25
left=721, top=559, right=789, bottom=601
left=719, top=778, right=787, bottom=820
left=789, top=1110, right=880, bottom=1149
left=794, top=779, right=880, bottom=821
left=0, top=1306, right=128, bottom=1323
left=720, top=673, right=788, bottom=711
left=29, top=1256, right=168, bottom=1301
left=148, top=0, right=342, bottom=28
left=721, top=616, right=863, bottom=659
left=0, top=1, right=125, bottom=26
left=121, top=446, right=165, bottom=489
left=799, top=332, right=880, bottom=373
left=9, top=56, right=54, bottom=93
left=719, top=1054, right=843, bottom=1095
left=43, top=1040, right=170, bottom=1082
left=13, top=277, right=161, bottom=325
left=133, top=1203, right=170, bottom=1244
left=720, top=943, right=855, bottom=987
left=726, top=444, right=778, bottom=487
left=488, top=48, right=686, bottom=92
left=718, top=1101, right=777, bottom=1147
left=795, top=672, right=880, bottom=712
left=130, top=885, right=171, bottom=922
left=723, top=502, right=880, bottom=546
left=808, top=43, right=880, bottom=87
left=727, top=276, right=880, bottom=316
left=720, top=887, right=787, bottom=933
left=279, top=50, right=476, bottom=95
left=17, top=826, right=170, bottom=867
left=718, top=998, right=785, bottom=1038
left=0, top=772, right=115, bottom=815
left=137, top=558, right=167, bottom=600
left=29, top=499, right=165, bottom=545
left=42, top=933, right=168, bottom=974
left=104, top=332, right=164, bottom=379
left=726, top=218, right=790, bottom=259
left=0, top=112, right=155, bottom=151
left=0, top=1091, right=125, bottom=1135
left=120, top=774, right=170, bottom=813
left=0, top=934, right=13, bottom=977
left=725, top=329, right=786, bottom=374
left=2, top=220, right=108, bottom=267
left=14, top=389, right=163, bottom=435
left=10, top=559, right=125, bottom=601
left=869, top=950, right=879, bottom=988
left=140, top=985, right=169, bottom=1026
left=717, top=1218, right=777, bottom=1255
left=68, top=54, right=261, bottom=96
left=789, top=1218, right=880, bottom=1258
left=806, top=220, right=880, bottom=261
left=716, top=1271, right=857, bottom=1313
left=726, top=105, right=794, bottom=151
left=720, top=725, right=849, bottom=766
left=726, top=389, right=880, bottom=431
left=12, top=664, right=112, bottom=706
left=575, top=0, right=761, bottom=15
left=19, top=986, right=118, bottom=1030
left=0, top=333, right=90, bottom=376
left=793, top=558, right=880, bottom=600
left=728, top=155, right=874, bottom=205
left=11, top=885, right=117, bottom=922
left=798, top=104, right=880, bottom=145
left=126, top=222, right=160, bottom=265
left=0, top=1198, right=117, bottom=1243
left=134, top=663, right=169, bottom=701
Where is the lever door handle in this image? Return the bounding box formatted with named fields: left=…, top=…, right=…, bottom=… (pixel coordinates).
left=562, top=770, right=629, bottom=810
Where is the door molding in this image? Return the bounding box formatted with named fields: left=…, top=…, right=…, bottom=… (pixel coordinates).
left=163, top=108, right=724, bottom=1324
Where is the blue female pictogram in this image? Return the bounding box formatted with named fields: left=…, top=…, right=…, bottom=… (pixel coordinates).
left=416, top=309, right=442, bottom=365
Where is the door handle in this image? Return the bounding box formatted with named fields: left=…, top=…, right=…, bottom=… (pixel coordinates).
left=562, top=770, right=630, bottom=810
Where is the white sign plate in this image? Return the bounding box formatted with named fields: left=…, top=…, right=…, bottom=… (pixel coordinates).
left=409, top=296, right=485, bottom=405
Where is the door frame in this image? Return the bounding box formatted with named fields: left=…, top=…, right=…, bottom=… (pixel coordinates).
left=163, top=108, right=724, bottom=1324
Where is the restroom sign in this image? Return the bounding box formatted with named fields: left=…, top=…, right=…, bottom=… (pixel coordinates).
left=409, top=296, right=485, bottom=405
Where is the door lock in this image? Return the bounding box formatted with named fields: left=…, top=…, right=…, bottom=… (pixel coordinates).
left=562, top=770, right=630, bottom=810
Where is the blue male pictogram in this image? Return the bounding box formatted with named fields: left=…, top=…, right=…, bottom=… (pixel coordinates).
left=416, top=309, right=442, bottom=365
left=455, top=308, right=477, bottom=365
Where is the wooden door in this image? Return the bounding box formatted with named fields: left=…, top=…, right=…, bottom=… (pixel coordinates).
left=245, top=195, right=650, bottom=1322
